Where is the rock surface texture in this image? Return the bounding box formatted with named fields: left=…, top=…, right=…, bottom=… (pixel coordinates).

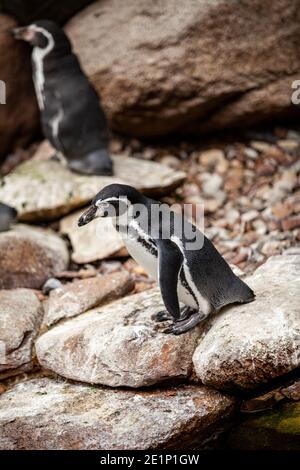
left=0, top=378, right=236, bottom=450
left=66, top=0, right=300, bottom=137
left=0, top=224, right=69, bottom=289
left=0, top=289, right=42, bottom=379
left=0, top=142, right=185, bottom=221
left=43, top=271, right=134, bottom=327
left=0, top=15, right=39, bottom=159
left=36, top=289, right=201, bottom=388
left=193, top=252, right=300, bottom=390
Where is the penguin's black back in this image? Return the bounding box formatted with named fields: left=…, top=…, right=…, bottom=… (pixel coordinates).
left=182, top=236, right=254, bottom=310
left=34, top=22, right=109, bottom=159
left=140, top=197, right=254, bottom=310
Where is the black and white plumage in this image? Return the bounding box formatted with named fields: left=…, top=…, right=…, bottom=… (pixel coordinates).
left=12, top=20, right=113, bottom=176
left=0, top=203, right=17, bottom=232
left=78, top=184, right=255, bottom=335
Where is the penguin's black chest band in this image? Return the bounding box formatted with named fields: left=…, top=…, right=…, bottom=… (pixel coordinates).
left=136, top=235, right=158, bottom=257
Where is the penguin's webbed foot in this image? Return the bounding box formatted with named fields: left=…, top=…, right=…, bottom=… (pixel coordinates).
left=152, top=310, right=172, bottom=322
left=163, top=311, right=206, bottom=335
left=152, top=306, right=193, bottom=323
left=50, top=152, right=64, bottom=163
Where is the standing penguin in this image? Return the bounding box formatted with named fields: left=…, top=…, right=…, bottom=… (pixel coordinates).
left=0, top=203, right=17, bottom=232
left=12, top=20, right=113, bottom=176
left=78, top=184, right=255, bottom=335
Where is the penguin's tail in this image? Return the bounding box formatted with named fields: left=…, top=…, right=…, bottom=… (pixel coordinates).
left=232, top=277, right=255, bottom=304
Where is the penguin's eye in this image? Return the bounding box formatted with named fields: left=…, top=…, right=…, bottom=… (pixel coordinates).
left=103, top=210, right=109, bottom=217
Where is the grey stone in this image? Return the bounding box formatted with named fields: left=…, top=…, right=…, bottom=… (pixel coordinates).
left=0, top=289, right=43, bottom=379
left=193, top=253, right=300, bottom=390
left=36, top=288, right=202, bottom=387
left=0, top=377, right=236, bottom=449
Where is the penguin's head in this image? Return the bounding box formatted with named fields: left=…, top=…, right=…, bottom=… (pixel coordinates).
left=78, top=184, right=142, bottom=227
left=12, top=20, right=71, bottom=54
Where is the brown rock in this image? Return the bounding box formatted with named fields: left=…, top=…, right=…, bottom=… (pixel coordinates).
left=281, top=217, right=300, bottom=231
left=272, top=202, right=294, bottom=219
left=0, top=224, right=69, bottom=289
left=0, top=378, right=236, bottom=450
left=241, top=379, right=300, bottom=413
left=66, top=0, right=300, bottom=137
left=0, top=289, right=43, bottom=379
left=0, top=15, right=39, bottom=159
left=224, top=168, right=244, bottom=191
left=256, top=162, right=277, bottom=176
left=43, top=271, right=134, bottom=327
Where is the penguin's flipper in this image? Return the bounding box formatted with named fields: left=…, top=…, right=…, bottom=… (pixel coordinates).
left=156, top=239, right=183, bottom=321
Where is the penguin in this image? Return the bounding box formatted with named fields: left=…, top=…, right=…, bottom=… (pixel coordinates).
left=78, top=184, right=255, bottom=335
left=0, top=203, right=17, bottom=232
left=12, top=20, right=113, bottom=176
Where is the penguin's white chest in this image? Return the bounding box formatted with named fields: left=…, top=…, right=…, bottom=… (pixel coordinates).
left=122, top=234, right=158, bottom=281
left=32, top=50, right=45, bottom=109
left=121, top=231, right=198, bottom=310
left=32, top=34, right=54, bottom=109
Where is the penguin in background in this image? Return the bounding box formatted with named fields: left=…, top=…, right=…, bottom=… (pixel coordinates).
left=0, top=203, right=17, bottom=232
left=78, top=184, right=255, bottom=335
left=12, top=20, right=113, bottom=176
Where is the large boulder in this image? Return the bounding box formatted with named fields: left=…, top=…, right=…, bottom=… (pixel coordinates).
left=36, top=288, right=201, bottom=388
left=0, top=224, right=69, bottom=289
left=0, top=15, right=39, bottom=160
left=0, top=289, right=42, bottom=379
left=66, top=0, right=300, bottom=137
left=0, top=378, right=236, bottom=449
left=193, top=252, right=300, bottom=391
left=0, top=141, right=185, bottom=221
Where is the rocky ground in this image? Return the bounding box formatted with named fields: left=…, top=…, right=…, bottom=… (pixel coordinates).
left=0, top=125, right=299, bottom=450
left=1, top=0, right=300, bottom=451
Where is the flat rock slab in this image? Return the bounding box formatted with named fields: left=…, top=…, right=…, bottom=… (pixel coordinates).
left=36, top=288, right=201, bottom=388
left=0, top=224, right=69, bottom=289
left=60, top=209, right=127, bottom=263
left=0, top=377, right=236, bottom=450
left=0, top=289, right=42, bottom=379
left=43, top=271, right=134, bottom=327
left=0, top=143, right=185, bottom=222
left=193, top=252, right=300, bottom=391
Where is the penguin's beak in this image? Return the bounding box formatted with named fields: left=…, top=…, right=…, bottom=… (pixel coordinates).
left=78, top=205, right=97, bottom=227
left=11, top=26, right=35, bottom=41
